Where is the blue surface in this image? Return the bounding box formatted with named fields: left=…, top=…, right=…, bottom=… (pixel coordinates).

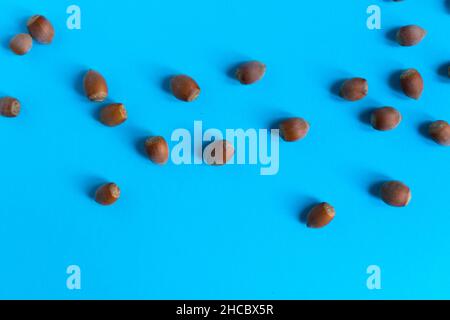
left=0, top=0, right=449, bottom=299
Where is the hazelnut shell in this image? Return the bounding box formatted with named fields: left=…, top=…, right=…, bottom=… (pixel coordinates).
left=0, top=97, right=21, bottom=117
left=235, top=61, right=266, bottom=85
left=170, top=75, right=200, bottom=102
left=370, top=107, right=402, bottom=131
left=145, top=136, right=169, bottom=164
left=380, top=181, right=411, bottom=207
left=204, top=140, right=235, bottom=165
left=279, top=117, right=310, bottom=142
left=400, top=69, right=423, bottom=100
left=83, top=70, right=108, bottom=102
left=396, top=25, right=426, bottom=46
left=307, top=203, right=335, bottom=229
left=100, top=103, right=127, bottom=127
left=9, top=34, right=33, bottom=55
left=95, top=183, right=120, bottom=205
left=27, top=15, right=55, bottom=44
left=429, top=120, right=450, bottom=146
left=339, top=78, right=368, bottom=101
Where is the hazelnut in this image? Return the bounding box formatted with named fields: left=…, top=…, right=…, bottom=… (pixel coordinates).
left=279, top=117, right=310, bottom=142
left=204, top=140, right=235, bottom=165
left=235, top=61, right=266, bottom=85
left=339, top=78, right=368, bottom=101
left=9, top=34, right=32, bottom=55
left=429, top=120, right=450, bottom=146
left=95, top=183, right=120, bottom=206
left=145, top=136, right=169, bottom=164
left=83, top=70, right=108, bottom=102
left=170, top=75, right=200, bottom=102
left=100, top=103, right=127, bottom=127
left=380, top=181, right=411, bottom=207
left=0, top=97, right=21, bottom=117
left=307, top=203, right=335, bottom=229
left=400, top=69, right=423, bottom=100
left=396, top=25, right=426, bottom=46
left=370, top=107, right=402, bottom=131
left=27, top=15, right=54, bottom=44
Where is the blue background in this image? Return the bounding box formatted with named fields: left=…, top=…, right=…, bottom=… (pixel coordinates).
left=0, top=0, right=449, bottom=299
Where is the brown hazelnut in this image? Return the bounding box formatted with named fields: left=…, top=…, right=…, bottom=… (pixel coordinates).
left=83, top=70, right=108, bottom=102
left=99, top=103, right=127, bottom=127
left=95, top=183, right=120, bottom=206
left=400, top=69, right=423, bottom=100
left=170, top=75, right=200, bottom=102
left=279, top=117, right=310, bottom=142
left=235, top=61, right=266, bottom=85
left=380, top=181, right=411, bottom=207
left=145, top=136, right=169, bottom=164
left=204, top=140, right=235, bottom=165
left=339, top=78, right=368, bottom=101
left=370, top=107, right=402, bottom=131
left=307, top=203, right=335, bottom=229
left=9, top=34, right=32, bottom=55
left=429, top=120, right=450, bottom=146
left=396, top=25, right=426, bottom=46
left=0, top=97, right=21, bottom=117
left=27, top=15, right=55, bottom=44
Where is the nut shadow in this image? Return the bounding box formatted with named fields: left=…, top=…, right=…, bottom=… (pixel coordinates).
left=352, top=170, right=390, bottom=201
left=211, top=51, right=250, bottom=83
left=437, top=62, right=450, bottom=81
left=226, top=63, right=241, bottom=81
left=19, top=16, right=30, bottom=32
left=385, top=27, right=399, bottom=46
left=161, top=75, right=172, bottom=95
left=418, top=121, right=433, bottom=143
left=255, top=109, right=291, bottom=131
left=145, top=64, right=177, bottom=101
left=446, top=0, right=450, bottom=13
left=127, top=127, right=154, bottom=159
left=91, top=104, right=106, bottom=123
left=135, top=136, right=150, bottom=159
left=368, top=181, right=385, bottom=199
left=287, top=194, right=319, bottom=225
left=2, top=36, right=12, bottom=52
left=329, top=79, right=346, bottom=100
left=299, top=201, right=318, bottom=225
left=388, top=70, right=407, bottom=99
left=268, top=115, right=292, bottom=131
left=88, top=183, right=103, bottom=201
left=359, top=108, right=375, bottom=126
left=195, top=139, right=213, bottom=163
left=79, top=175, right=108, bottom=200
left=74, top=70, right=87, bottom=97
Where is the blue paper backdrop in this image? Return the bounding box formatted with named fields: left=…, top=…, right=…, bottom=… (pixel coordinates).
left=0, top=0, right=449, bottom=299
